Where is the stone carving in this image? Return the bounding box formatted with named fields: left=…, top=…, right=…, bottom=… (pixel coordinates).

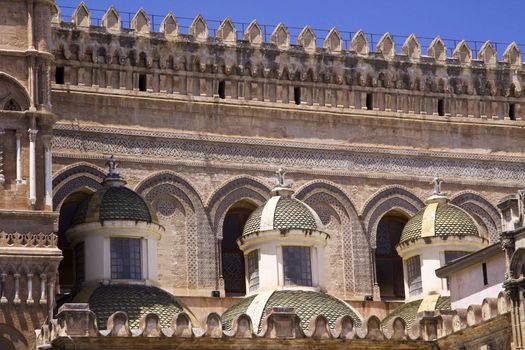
left=216, top=17, right=236, bottom=43
left=270, top=23, right=290, bottom=49
left=131, top=9, right=150, bottom=34
left=102, top=6, right=120, bottom=32
left=503, top=42, right=522, bottom=66
left=189, top=15, right=208, bottom=42
left=453, top=41, right=472, bottom=64
left=478, top=41, right=497, bottom=66
left=324, top=28, right=343, bottom=53
left=376, top=33, right=395, bottom=60
left=244, top=20, right=264, bottom=46
left=428, top=37, right=447, bottom=62
left=160, top=13, right=178, bottom=37
left=351, top=30, right=369, bottom=56
left=432, top=177, right=443, bottom=195
left=298, top=26, right=316, bottom=52
left=402, top=34, right=420, bottom=60
left=71, top=2, right=90, bottom=27
left=0, top=232, right=58, bottom=248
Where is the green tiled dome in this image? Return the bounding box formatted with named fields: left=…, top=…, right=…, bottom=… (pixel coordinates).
left=399, top=203, right=479, bottom=244
left=71, top=186, right=158, bottom=226
left=221, top=290, right=361, bottom=332
left=381, top=296, right=450, bottom=331
left=243, top=197, right=322, bottom=236
left=76, top=284, right=193, bottom=329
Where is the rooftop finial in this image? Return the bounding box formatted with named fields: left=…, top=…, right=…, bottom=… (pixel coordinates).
left=103, top=155, right=126, bottom=187
left=432, top=176, right=443, bottom=195
left=276, top=167, right=287, bottom=187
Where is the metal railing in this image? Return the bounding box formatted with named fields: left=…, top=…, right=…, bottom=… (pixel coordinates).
left=57, top=4, right=524, bottom=59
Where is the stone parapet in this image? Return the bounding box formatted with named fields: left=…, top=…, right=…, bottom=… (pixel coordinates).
left=50, top=4, right=525, bottom=121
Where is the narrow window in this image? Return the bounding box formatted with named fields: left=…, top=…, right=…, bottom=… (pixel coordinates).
left=482, top=263, right=488, bottom=286
left=407, top=255, right=422, bottom=297
left=111, top=238, right=142, bottom=280
left=283, top=246, right=312, bottom=286
left=438, top=99, right=445, bottom=116
left=138, top=74, right=147, bottom=92
left=294, top=87, right=301, bottom=105
left=218, top=80, right=226, bottom=99
left=509, top=103, right=516, bottom=120
left=247, top=250, right=259, bottom=292
left=74, top=242, right=85, bottom=284
left=366, top=93, right=373, bottom=110
left=55, top=66, right=65, bottom=84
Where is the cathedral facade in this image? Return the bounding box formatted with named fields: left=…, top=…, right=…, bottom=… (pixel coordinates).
left=0, top=0, right=524, bottom=349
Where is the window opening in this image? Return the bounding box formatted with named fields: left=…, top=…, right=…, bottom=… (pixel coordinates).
left=138, top=74, right=147, bottom=92
left=110, top=238, right=142, bottom=280
left=509, top=103, right=516, bottom=120
left=283, top=246, right=312, bottom=286
left=247, top=250, right=259, bottom=292
left=438, top=99, right=445, bottom=116
left=218, top=80, right=226, bottom=99
left=366, top=93, right=373, bottom=110
left=407, top=255, right=422, bottom=297
left=482, top=262, right=488, bottom=286
left=294, top=87, right=301, bottom=105
left=55, top=66, right=65, bottom=84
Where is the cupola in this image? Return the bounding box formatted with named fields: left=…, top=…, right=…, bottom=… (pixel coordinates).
left=237, top=169, right=329, bottom=295
left=396, top=178, right=487, bottom=301
left=66, top=156, right=163, bottom=286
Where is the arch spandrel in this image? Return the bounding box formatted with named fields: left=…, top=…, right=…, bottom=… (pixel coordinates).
left=0, top=72, right=31, bottom=111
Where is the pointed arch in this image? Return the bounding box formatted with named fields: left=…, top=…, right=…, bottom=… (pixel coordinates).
left=351, top=30, right=369, bottom=56
left=294, top=180, right=368, bottom=297
left=0, top=72, right=31, bottom=110
left=478, top=41, right=497, bottom=66
left=102, top=6, right=120, bottom=31
left=450, top=191, right=501, bottom=243
left=216, top=17, right=236, bottom=43
left=503, top=42, right=522, bottom=66
left=298, top=26, right=316, bottom=52
left=131, top=9, right=150, bottom=34
left=160, top=12, right=178, bottom=37
left=52, top=162, right=106, bottom=211
left=270, top=23, right=290, bottom=49
left=324, top=28, right=343, bottom=53
left=206, top=176, right=271, bottom=237
left=376, top=33, right=395, bottom=60
left=401, top=34, right=420, bottom=60
left=244, top=20, right=264, bottom=46
left=360, top=185, right=425, bottom=247
left=190, top=15, right=208, bottom=42
left=453, top=41, right=472, bottom=64
left=72, top=2, right=90, bottom=27
left=428, top=36, right=447, bottom=61
left=510, top=248, right=525, bottom=279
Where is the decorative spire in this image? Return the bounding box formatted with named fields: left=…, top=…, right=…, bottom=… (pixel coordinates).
left=432, top=176, right=443, bottom=195
left=102, top=155, right=126, bottom=187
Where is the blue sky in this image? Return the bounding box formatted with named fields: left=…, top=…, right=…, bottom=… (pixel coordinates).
left=56, top=0, right=524, bottom=56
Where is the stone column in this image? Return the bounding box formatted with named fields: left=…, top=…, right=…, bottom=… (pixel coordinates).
left=16, top=131, right=23, bottom=184
left=28, top=129, right=38, bottom=205
left=26, top=273, right=34, bottom=305
left=42, top=135, right=53, bottom=208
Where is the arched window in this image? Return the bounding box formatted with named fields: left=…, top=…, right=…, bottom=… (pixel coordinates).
left=221, top=201, right=256, bottom=296
left=4, top=99, right=21, bottom=111
left=57, top=190, right=93, bottom=290
left=0, top=338, right=15, bottom=350
left=375, top=214, right=407, bottom=299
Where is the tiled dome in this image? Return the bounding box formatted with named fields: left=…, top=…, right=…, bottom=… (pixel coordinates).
left=71, top=186, right=158, bottom=226
left=221, top=290, right=361, bottom=332
left=381, top=296, right=450, bottom=331
left=243, top=196, right=323, bottom=236
left=400, top=202, right=479, bottom=244
left=72, top=284, right=195, bottom=329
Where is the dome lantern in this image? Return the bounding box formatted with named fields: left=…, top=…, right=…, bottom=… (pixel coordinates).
left=236, top=169, right=329, bottom=295
left=65, top=156, right=163, bottom=286
left=396, top=178, right=488, bottom=301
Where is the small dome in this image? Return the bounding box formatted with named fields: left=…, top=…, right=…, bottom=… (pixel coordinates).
left=221, top=290, right=361, bottom=332
left=73, top=284, right=196, bottom=329
left=381, top=296, right=450, bottom=331
left=243, top=196, right=324, bottom=236
left=71, top=186, right=158, bottom=226
left=400, top=201, right=479, bottom=244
